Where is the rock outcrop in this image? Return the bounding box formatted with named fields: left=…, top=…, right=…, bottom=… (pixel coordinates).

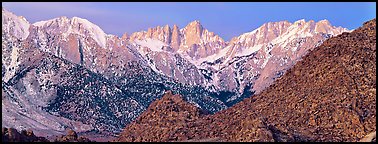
left=53, top=128, right=92, bottom=142
left=2, top=127, right=49, bottom=142
left=2, top=127, right=93, bottom=142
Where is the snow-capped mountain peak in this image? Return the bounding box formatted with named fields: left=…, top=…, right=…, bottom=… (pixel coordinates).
left=178, top=20, right=226, bottom=60
left=318, top=19, right=331, bottom=25
left=315, top=19, right=350, bottom=35
left=293, top=19, right=306, bottom=26
left=32, top=16, right=107, bottom=48
left=193, top=19, right=343, bottom=66
left=180, top=20, right=205, bottom=44
left=186, top=20, right=202, bottom=27
left=198, top=20, right=293, bottom=65
left=32, top=16, right=68, bottom=27
left=2, top=8, right=31, bottom=40
left=70, top=16, right=107, bottom=47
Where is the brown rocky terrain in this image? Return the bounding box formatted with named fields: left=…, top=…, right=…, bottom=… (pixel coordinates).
left=115, top=91, right=208, bottom=142
left=116, top=91, right=275, bottom=142
left=116, top=19, right=376, bottom=142
left=2, top=127, right=92, bottom=142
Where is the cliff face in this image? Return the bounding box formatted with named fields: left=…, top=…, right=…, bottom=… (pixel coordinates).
left=117, top=19, right=376, bottom=142
left=128, top=20, right=226, bottom=60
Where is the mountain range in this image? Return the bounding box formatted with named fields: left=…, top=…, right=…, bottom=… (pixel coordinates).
left=116, top=18, right=376, bottom=142
left=2, top=8, right=352, bottom=139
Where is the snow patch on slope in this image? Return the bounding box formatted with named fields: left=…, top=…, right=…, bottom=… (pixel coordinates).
left=235, top=44, right=263, bottom=57
left=134, top=38, right=166, bottom=52
left=3, top=46, right=21, bottom=82
left=196, top=46, right=229, bottom=65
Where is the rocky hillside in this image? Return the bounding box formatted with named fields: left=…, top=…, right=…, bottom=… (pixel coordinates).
left=115, top=91, right=209, bottom=142
left=116, top=19, right=376, bottom=142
